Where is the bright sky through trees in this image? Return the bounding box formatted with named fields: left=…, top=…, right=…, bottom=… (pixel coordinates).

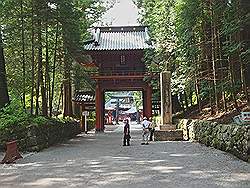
left=102, top=0, right=139, bottom=26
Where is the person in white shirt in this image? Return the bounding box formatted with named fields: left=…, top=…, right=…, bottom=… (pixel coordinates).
left=141, top=117, right=150, bottom=145
left=148, top=117, right=155, bottom=141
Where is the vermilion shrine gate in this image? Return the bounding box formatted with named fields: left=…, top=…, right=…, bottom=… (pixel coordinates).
left=81, top=26, right=153, bottom=131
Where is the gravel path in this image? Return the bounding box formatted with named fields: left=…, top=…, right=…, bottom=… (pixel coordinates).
left=0, top=123, right=249, bottom=188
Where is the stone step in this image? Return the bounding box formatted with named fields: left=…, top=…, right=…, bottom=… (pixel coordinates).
left=154, top=130, right=183, bottom=141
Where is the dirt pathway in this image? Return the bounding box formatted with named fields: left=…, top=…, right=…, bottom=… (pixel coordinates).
left=0, top=122, right=249, bottom=188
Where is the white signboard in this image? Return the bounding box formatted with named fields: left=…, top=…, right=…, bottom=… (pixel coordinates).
left=82, top=111, right=89, bottom=134
left=82, top=111, right=89, bottom=116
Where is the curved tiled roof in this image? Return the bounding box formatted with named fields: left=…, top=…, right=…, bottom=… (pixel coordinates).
left=84, top=26, right=152, bottom=51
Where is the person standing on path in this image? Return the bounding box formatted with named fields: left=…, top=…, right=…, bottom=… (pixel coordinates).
left=141, top=117, right=150, bottom=145
left=148, top=117, right=155, bottom=141
left=123, top=119, right=130, bottom=146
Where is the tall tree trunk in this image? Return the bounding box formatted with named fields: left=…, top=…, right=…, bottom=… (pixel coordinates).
left=217, top=29, right=227, bottom=111
left=179, top=92, right=185, bottom=113
left=195, top=48, right=201, bottom=112
left=195, top=79, right=201, bottom=112
left=63, top=76, right=73, bottom=117
left=40, top=23, right=48, bottom=117
left=228, top=36, right=239, bottom=111
left=49, top=21, right=59, bottom=117
left=0, top=27, right=10, bottom=108
left=30, top=0, right=35, bottom=114
left=62, top=33, right=72, bottom=117
left=203, top=0, right=214, bottom=114
left=209, top=81, right=215, bottom=115
left=172, top=94, right=182, bottom=113
left=45, top=23, right=50, bottom=116
left=58, top=83, right=63, bottom=112
left=210, top=2, right=218, bottom=114
left=184, top=90, right=189, bottom=110
left=35, top=19, right=42, bottom=115
left=229, top=60, right=239, bottom=111
left=21, top=0, right=26, bottom=109
left=240, top=0, right=250, bottom=106
left=237, top=1, right=249, bottom=104
left=236, top=0, right=244, bottom=91
left=189, top=90, right=193, bottom=107
left=41, top=69, right=47, bottom=116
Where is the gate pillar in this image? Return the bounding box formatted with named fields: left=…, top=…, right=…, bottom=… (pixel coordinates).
left=95, top=84, right=103, bottom=131
left=100, top=91, right=105, bottom=131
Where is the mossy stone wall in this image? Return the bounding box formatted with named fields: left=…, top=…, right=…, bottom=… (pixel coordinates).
left=177, top=119, right=250, bottom=162
left=0, top=120, right=81, bottom=152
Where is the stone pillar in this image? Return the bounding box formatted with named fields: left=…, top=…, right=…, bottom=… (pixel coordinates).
left=160, top=71, right=175, bottom=130
left=81, top=104, right=86, bottom=132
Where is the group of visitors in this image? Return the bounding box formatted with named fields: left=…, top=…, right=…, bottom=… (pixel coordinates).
left=122, top=116, right=156, bottom=146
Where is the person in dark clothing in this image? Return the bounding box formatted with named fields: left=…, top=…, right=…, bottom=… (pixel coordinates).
left=123, top=119, right=130, bottom=146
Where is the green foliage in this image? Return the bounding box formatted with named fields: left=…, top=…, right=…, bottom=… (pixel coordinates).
left=140, top=0, right=176, bottom=71
left=133, top=91, right=142, bottom=110
left=0, top=98, right=80, bottom=131
left=0, top=99, right=29, bottom=128
left=87, top=118, right=95, bottom=131
left=1, top=0, right=104, bottom=113
left=73, top=63, right=96, bottom=91
left=0, top=98, right=50, bottom=129
left=138, top=0, right=249, bottom=113
left=32, top=116, right=48, bottom=125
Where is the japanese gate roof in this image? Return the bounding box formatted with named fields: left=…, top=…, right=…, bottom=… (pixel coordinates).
left=83, top=26, right=152, bottom=51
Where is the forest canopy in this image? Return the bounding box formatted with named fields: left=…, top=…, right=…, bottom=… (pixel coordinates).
left=137, top=0, right=250, bottom=115
left=0, top=0, right=105, bottom=116
left=0, top=0, right=249, bottom=120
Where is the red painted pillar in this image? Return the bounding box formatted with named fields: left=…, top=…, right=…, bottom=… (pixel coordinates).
left=142, top=88, right=147, bottom=118
left=100, top=90, right=105, bottom=131
left=95, top=84, right=101, bottom=131
left=148, top=84, right=153, bottom=118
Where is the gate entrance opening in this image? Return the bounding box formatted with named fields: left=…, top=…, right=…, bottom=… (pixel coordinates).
left=104, top=91, right=143, bottom=126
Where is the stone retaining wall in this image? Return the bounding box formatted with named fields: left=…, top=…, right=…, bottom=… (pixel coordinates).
left=177, top=119, right=250, bottom=162
left=0, top=120, right=81, bottom=152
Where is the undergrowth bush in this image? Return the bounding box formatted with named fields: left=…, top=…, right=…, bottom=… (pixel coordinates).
left=0, top=99, right=49, bottom=129
left=87, top=118, right=96, bottom=130
left=0, top=100, right=81, bottom=151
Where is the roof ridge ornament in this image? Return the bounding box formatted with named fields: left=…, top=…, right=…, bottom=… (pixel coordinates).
left=145, top=27, right=152, bottom=45
left=94, top=28, right=101, bottom=46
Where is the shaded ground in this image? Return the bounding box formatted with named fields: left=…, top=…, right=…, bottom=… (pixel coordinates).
left=185, top=101, right=250, bottom=124
left=0, top=122, right=249, bottom=188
